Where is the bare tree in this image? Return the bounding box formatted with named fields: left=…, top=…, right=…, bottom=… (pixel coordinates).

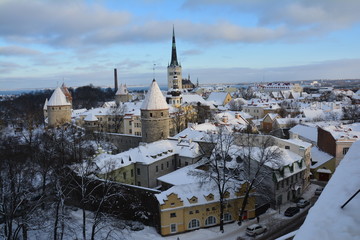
left=69, top=158, right=124, bottom=240
left=235, top=134, right=282, bottom=225
left=109, top=104, right=127, bottom=133
left=190, top=126, right=238, bottom=233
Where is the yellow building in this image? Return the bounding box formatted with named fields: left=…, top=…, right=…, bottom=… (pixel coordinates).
left=155, top=182, right=256, bottom=236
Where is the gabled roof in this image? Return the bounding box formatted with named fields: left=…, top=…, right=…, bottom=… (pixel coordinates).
left=207, top=92, right=230, bottom=105
left=141, top=79, right=169, bottom=110
left=47, top=87, right=71, bottom=106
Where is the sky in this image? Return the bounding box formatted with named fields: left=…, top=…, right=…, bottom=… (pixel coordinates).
left=1, top=0, right=360, bottom=90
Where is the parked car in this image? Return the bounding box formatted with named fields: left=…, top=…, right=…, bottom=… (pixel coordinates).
left=315, top=187, right=323, bottom=196
left=246, top=224, right=267, bottom=236
left=284, top=207, right=300, bottom=217
left=297, top=199, right=310, bottom=208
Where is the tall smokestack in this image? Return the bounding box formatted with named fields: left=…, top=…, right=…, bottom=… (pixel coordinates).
left=114, top=68, right=118, bottom=92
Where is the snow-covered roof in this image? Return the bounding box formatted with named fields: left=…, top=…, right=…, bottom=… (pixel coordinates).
left=155, top=180, right=241, bottom=207
left=141, top=79, right=169, bottom=110
left=321, top=123, right=360, bottom=140
left=289, top=124, right=318, bottom=143
left=93, top=139, right=202, bottom=174
left=316, top=168, right=332, bottom=173
left=115, top=83, right=128, bottom=95
left=275, top=118, right=301, bottom=125
left=43, top=98, right=48, bottom=110
left=214, top=111, right=249, bottom=127
left=181, top=93, right=215, bottom=108
left=294, top=140, right=360, bottom=240
left=84, top=113, right=98, bottom=122
left=282, top=138, right=312, bottom=149
left=47, top=87, right=71, bottom=106
left=310, top=146, right=334, bottom=169
left=157, top=163, right=203, bottom=186
left=265, top=113, right=279, bottom=121
left=207, top=92, right=229, bottom=106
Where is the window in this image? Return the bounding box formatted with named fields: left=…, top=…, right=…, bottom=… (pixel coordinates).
left=161, top=163, right=164, bottom=170
left=137, top=181, right=141, bottom=186
left=156, top=166, right=158, bottom=172
left=188, top=219, right=200, bottom=229
left=343, top=147, right=349, bottom=155
left=281, top=181, right=284, bottom=188
left=206, top=208, right=210, bottom=212
left=285, top=146, right=290, bottom=149
left=129, top=121, right=132, bottom=126
left=137, top=168, right=140, bottom=175
left=195, top=210, right=199, bottom=213
left=167, top=161, right=169, bottom=168
left=185, top=162, right=189, bottom=166
left=189, top=211, right=193, bottom=215
left=150, top=113, right=152, bottom=117
left=131, top=169, right=134, bottom=177
left=224, top=213, right=232, bottom=222
left=170, top=224, right=176, bottom=233
left=205, top=216, right=216, bottom=226
left=123, top=172, right=126, bottom=180
left=170, top=212, right=176, bottom=218
left=212, top=207, right=216, bottom=211
left=161, top=112, right=163, bottom=116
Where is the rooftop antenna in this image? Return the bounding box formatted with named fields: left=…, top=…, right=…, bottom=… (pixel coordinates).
left=153, top=63, right=156, bottom=80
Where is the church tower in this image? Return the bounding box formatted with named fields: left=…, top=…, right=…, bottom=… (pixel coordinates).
left=47, top=87, right=72, bottom=127
left=167, top=26, right=182, bottom=90
left=141, top=79, right=169, bottom=143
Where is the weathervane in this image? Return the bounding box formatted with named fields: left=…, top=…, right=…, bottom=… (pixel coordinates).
left=153, top=63, right=156, bottom=79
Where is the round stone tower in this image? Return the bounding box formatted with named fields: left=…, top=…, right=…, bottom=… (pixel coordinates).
left=141, top=79, right=169, bottom=143
left=47, top=87, right=72, bottom=127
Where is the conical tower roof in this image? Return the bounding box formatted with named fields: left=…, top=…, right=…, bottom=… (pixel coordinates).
left=170, top=26, right=179, bottom=67
left=47, top=87, right=71, bottom=106
left=115, top=83, right=128, bottom=95
left=43, top=98, right=48, bottom=110
left=141, top=79, right=169, bottom=110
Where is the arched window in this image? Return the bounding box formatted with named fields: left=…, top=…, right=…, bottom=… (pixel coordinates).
left=188, top=219, right=200, bottom=229
left=205, top=216, right=216, bottom=226
left=224, top=213, right=232, bottom=222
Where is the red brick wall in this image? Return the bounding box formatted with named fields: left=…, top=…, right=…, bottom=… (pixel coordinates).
left=317, top=127, right=336, bottom=157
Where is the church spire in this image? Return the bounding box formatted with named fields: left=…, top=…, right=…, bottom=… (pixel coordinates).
left=170, top=25, right=179, bottom=66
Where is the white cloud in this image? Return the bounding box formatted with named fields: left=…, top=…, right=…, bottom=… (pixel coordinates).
left=0, top=46, right=41, bottom=56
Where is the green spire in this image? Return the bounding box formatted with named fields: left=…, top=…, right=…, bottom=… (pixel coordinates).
left=170, top=25, right=179, bottom=66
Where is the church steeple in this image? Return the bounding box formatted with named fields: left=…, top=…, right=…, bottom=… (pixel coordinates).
left=170, top=26, right=179, bottom=67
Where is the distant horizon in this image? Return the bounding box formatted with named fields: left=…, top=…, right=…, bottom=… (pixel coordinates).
left=2, top=78, right=360, bottom=93
left=1, top=1, right=360, bottom=90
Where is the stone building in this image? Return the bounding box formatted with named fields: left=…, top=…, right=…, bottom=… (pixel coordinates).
left=46, top=87, right=72, bottom=127
left=115, top=83, right=132, bottom=105
left=141, top=79, right=170, bottom=143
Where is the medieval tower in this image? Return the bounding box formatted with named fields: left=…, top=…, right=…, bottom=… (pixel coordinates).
left=141, top=79, right=169, bottom=143
left=167, top=27, right=182, bottom=90
left=46, top=87, right=72, bottom=127
left=115, top=83, right=131, bottom=105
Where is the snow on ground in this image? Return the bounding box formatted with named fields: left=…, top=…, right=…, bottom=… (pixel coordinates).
left=8, top=183, right=319, bottom=240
